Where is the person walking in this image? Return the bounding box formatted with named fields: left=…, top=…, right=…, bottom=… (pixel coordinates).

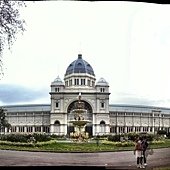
left=141, top=136, right=149, bottom=167
left=134, top=137, right=145, bottom=168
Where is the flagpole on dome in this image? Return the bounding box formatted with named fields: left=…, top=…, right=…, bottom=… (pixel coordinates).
left=78, top=41, right=82, bottom=57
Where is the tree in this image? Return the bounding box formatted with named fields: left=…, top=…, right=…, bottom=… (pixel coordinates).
left=0, top=107, right=11, bottom=133
left=0, top=0, right=26, bottom=79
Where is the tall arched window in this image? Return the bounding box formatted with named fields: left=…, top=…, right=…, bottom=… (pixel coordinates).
left=100, top=120, right=106, bottom=134
left=54, top=120, right=60, bottom=135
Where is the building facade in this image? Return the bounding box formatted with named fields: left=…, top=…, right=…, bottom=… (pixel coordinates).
left=1, top=54, right=170, bottom=136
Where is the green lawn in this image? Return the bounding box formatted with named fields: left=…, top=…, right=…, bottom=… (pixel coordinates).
left=0, top=139, right=170, bottom=153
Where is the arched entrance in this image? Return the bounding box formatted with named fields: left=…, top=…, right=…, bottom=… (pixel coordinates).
left=67, top=100, right=93, bottom=137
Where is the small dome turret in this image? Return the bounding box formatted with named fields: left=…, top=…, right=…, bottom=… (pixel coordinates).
left=96, top=77, right=109, bottom=86
left=51, top=76, right=64, bottom=85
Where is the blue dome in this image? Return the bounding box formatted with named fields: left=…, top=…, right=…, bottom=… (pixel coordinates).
left=65, top=54, right=95, bottom=76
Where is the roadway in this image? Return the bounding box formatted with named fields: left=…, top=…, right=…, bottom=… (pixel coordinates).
left=0, top=148, right=170, bottom=169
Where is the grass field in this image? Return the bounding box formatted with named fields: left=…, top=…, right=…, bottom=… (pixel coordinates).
left=0, top=139, right=170, bottom=153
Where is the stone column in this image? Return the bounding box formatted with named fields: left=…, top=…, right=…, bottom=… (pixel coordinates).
left=32, top=126, right=35, bottom=133
left=41, top=126, right=43, bottom=133
left=24, top=126, right=27, bottom=133
left=50, top=125, right=54, bottom=134
left=117, top=126, right=119, bottom=134
left=16, top=126, right=19, bottom=133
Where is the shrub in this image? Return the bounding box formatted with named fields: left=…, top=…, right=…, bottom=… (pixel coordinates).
left=167, top=132, right=170, bottom=139
left=157, top=130, right=167, bottom=135
left=32, top=133, right=51, bottom=142
left=0, top=139, right=57, bottom=147
left=0, top=140, right=34, bottom=147
left=108, top=134, right=121, bottom=142
left=151, top=140, right=165, bottom=145
left=0, top=133, right=52, bottom=143
left=50, top=134, right=66, bottom=140
left=127, top=132, right=139, bottom=141
left=102, top=140, right=134, bottom=147
left=1, top=133, right=28, bottom=142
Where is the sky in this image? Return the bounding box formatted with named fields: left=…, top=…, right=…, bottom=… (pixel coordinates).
left=1, top=1, right=170, bottom=108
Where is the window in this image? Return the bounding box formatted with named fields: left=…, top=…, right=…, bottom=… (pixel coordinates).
left=43, top=126, right=50, bottom=133
left=88, top=79, right=90, bottom=86
left=65, top=81, right=68, bottom=87
left=100, top=88, right=105, bottom=92
left=55, top=88, right=60, bottom=92
left=127, top=127, right=133, bottom=133
left=110, top=112, right=116, bottom=116
left=56, top=101, right=59, bottom=108
left=27, top=126, right=33, bottom=133
left=119, top=127, right=125, bottom=133
left=101, top=102, right=105, bottom=108
left=35, top=126, right=41, bottom=132
left=54, top=120, right=60, bottom=135
left=100, top=121, right=106, bottom=134
left=154, top=114, right=159, bottom=117
left=92, top=81, right=95, bottom=87
left=134, top=113, right=140, bottom=116
left=118, top=112, right=125, bottom=116
left=110, top=126, right=117, bottom=133
left=135, top=127, right=140, bottom=132
left=126, top=112, right=133, bottom=116
left=77, top=79, right=79, bottom=85
left=0, top=127, right=5, bottom=133
left=11, top=126, right=17, bottom=132
left=69, top=79, right=72, bottom=86
left=74, top=79, right=79, bottom=85
left=81, top=79, right=85, bottom=85
left=19, top=126, right=25, bottom=132
left=143, top=127, right=148, bottom=132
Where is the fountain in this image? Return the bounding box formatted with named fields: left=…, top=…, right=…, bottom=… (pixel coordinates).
left=69, top=93, right=91, bottom=142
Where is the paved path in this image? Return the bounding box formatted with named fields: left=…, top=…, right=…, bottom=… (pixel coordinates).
left=0, top=148, right=170, bottom=169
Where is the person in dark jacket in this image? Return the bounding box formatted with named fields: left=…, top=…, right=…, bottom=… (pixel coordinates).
left=141, top=136, right=149, bottom=166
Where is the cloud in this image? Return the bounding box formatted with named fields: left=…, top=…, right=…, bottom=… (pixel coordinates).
left=110, top=92, right=170, bottom=107
left=1, top=84, right=170, bottom=108
left=0, top=84, right=50, bottom=105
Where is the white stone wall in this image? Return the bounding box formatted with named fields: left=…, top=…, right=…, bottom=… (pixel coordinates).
left=4, top=107, right=170, bottom=135
left=109, top=112, right=170, bottom=134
